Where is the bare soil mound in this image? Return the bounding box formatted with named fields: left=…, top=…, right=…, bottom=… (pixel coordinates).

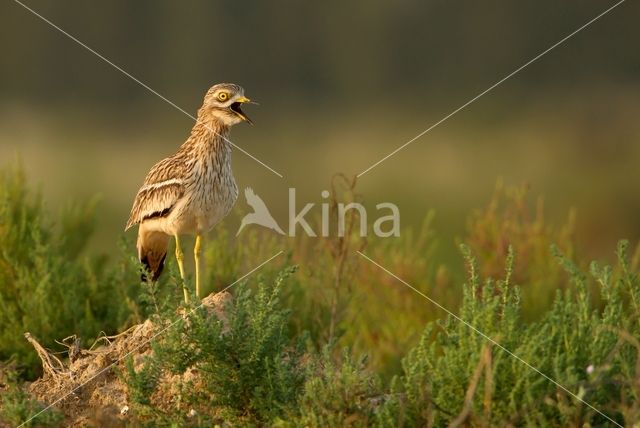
left=24, top=292, right=231, bottom=427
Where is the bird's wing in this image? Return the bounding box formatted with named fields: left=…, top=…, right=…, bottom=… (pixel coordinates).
left=244, top=187, right=269, bottom=212
left=125, top=157, right=186, bottom=230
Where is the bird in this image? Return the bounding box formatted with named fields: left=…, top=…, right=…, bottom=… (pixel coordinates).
left=125, top=83, right=254, bottom=303
left=236, top=187, right=285, bottom=236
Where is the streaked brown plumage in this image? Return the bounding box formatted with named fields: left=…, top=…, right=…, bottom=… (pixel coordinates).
left=125, top=83, right=253, bottom=302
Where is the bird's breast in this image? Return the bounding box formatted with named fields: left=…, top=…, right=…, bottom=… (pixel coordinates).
left=185, top=158, right=237, bottom=233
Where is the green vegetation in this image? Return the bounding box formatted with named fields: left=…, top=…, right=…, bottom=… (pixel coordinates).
left=0, top=367, right=63, bottom=427
left=377, top=242, right=639, bottom=426
left=1, top=164, right=640, bottom=426
left=127, top=267, right=306, bottom=424
left=0, top=165, right=140, bottom=378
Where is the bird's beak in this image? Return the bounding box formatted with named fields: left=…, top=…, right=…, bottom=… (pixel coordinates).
left=231, top=96, right=256, bottom=124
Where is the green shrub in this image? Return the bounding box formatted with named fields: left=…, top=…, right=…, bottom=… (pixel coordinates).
left=0, top=164, right=140, bottom=378
left=377, top=242, right=640, bottom=427
left=290, top=348, right=381, bottom=427
left=126, top=266, right=306, bottom=425
left=464, top=181, right=578, bottom=320
left=0, top=366, right=63, bottom=427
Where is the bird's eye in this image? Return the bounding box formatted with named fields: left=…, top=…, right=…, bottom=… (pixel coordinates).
left=217, top=92, right=229, bottom=102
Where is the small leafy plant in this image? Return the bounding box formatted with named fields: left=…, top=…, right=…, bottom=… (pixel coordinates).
left=377, top=242, right=640, bottom=427
left=126, top=266, right=307, bottom=425
left=0, top=366, right=63, bottom=427
left=0, top=165, right=140, bottom=379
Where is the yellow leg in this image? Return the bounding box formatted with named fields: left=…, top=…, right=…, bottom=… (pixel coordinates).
left=174, top=234, right=189, bottom=304
left=194, top=234, right=203, bottom=300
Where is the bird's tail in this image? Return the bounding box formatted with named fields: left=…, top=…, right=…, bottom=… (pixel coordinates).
left=137, top=225, right=169, bottom=282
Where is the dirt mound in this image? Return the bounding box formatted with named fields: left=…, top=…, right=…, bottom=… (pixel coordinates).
left=24, top=292, right=231, bottom=427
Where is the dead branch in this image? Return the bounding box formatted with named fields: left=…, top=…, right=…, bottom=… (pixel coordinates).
left=449, top=343, right=494, bottom=428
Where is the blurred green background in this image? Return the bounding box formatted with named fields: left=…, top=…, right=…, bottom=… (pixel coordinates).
left=1, top=0, right=639, bottom=264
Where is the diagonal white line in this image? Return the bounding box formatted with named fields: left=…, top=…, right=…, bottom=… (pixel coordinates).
left=17, top=250, right=284, bottom=428
left=356, top=0, right=626, bottom=178
left=12, top=0, right=284, bottom=179
left=357, top=250, right=622, bottom=427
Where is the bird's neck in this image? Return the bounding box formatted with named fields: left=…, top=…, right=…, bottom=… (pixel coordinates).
left=180, top=115, right=231, bottom=160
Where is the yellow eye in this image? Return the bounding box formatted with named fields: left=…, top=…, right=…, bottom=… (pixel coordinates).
left=217, top=92, right=229, bottom=102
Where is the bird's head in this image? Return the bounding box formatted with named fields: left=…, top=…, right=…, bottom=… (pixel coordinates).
left=200, top=83, right=255, bottom=126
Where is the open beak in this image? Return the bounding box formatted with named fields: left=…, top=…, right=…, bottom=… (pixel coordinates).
left=230, top=96, right=255, bottom=124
